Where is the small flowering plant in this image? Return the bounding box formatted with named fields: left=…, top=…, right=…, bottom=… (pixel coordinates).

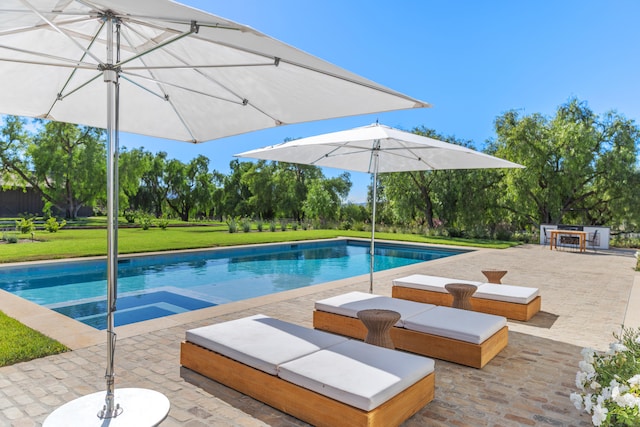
left=570, top=327, right=640, bottom=426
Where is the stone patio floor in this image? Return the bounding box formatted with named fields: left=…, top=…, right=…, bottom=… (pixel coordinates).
left=0, top=242, right=639, bottom=426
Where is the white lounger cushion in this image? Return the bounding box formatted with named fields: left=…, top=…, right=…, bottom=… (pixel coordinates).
left=185, top=314, right=348, bottom=375
left=393, top=274, right=539, bottom=304
left=278, top=340, right=435, bottom=411
left=315, top=291, right=436, bottom=327
left=403, top=306, right=507, bottom=344
left=474, top=283, right=539, bottom=304
left=392, top=274, right=480, bottom=293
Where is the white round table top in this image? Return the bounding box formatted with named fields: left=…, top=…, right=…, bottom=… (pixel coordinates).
left=43, top=388, right=170, bottom=427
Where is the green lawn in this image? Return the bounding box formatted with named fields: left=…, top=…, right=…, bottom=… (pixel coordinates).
left=1, top=226, right=518, bottom=264
left=0, top=311, right=68, bottom=366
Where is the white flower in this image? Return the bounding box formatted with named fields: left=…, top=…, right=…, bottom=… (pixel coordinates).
left=570, top=392, right=583, bottom=410
left=614, top=392, right=639, bottom=408
left=608, top=342, right=628, bottom=354
left=584, top=394, right=594, bottom=412
left=610, top=385, right=620, bottom=400
left=628, top=374, right=640, bottom=387
left=589, top=381, right=601, bottom=391
left=576, top=371, right=588, bottom=390
left=579, top=360, right=596, bottom=374
left=591, top=404, right=608, bottom=426
left=581, top=347, right=596, bottom=364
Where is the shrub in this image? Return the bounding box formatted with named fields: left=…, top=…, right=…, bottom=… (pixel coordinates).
left=241, top=218, right=252, bottom=233
left=341, top=219, right=353, bottom=230
left=123, top=210, right=136, bottom=224
left=227, top=218, right=238, bottom=233
left=291, top=222, right=298, bottom=231
left=446, top=227, right=464, bottom=238
left=280, top=220, right=287, bottom=231
left=256, top=220, right=263, bottom=232
left=44, top=217, right=66, bottom=233
left=156, top=217, right=169, bottom=230
left=570, top=327, right=640, bottom=426
left=137, top=213, right=153, bottom=230
left=15, top=218, right=35, bottom=235
left=269, top=221, right=277, bottom=232
left=494, top=223, right=513, bottom=241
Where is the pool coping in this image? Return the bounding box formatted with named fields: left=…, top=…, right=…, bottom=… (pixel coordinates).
left=0, top=238, right=480, bottom=349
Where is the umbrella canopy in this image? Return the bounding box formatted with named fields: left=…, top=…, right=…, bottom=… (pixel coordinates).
left=236, top=122, right=524, bottom=292
left=236, top=122, right=523, bottom=172
left=0, top=1, right=429, bottom=424
left=0, top=0, right=429, bottom=142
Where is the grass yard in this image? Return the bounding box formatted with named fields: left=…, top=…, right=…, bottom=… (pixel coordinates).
left=0, top=311, right=68, bottom=366
left=0, top=226, right=518, bottom=264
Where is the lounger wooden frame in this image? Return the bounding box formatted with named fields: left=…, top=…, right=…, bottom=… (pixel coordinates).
left=180, top=341, right=435, bottom=427
left=392, top=285, right=542, bottom=321
left=313, top=310, right=508, bottom=369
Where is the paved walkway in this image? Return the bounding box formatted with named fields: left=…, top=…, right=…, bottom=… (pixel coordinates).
left=0, top=243, right=638, bottom=427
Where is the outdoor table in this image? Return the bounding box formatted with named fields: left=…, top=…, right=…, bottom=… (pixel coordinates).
left=549, top=230, right=587, bottom=252
left=482, top=270, right=508, bottom=284
left=356, top=309, right=401, bottom=349
left=445, top=283, right=478, bottom=310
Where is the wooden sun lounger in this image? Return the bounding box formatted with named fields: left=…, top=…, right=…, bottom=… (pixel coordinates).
left=392, top=274, right=542, bottom=321
left=180, top=315, right=435, bottom=427
left=313, top=292, right=508, bottom=369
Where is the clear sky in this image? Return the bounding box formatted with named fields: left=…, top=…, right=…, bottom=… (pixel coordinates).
left=118, top=1, right=640, bottom=203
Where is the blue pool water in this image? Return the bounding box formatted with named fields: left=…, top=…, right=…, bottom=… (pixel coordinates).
left=0, top=239, right=467, bottom=329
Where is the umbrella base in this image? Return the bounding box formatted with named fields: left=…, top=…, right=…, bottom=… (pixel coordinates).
left=43, top=388, right=169, bottom=427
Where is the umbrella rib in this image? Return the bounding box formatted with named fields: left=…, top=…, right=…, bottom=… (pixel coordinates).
left=119, top=18, right=266, bottom=106
left=117, top=19, right=280, bottom=136
left=117, top=22, right=201, bottom=141
left=46, top=19, right=107, bottom=119
left=0, top=15, right=95, bottom=37
left=123, top=62, right=276, bottom=70
left=119, top=70, right=246, bottom=105
left=0, top=44, right=99, bottom=69
left=19, top=0, right=104, bottom=65
left=116, top=23, right=197, bottom=69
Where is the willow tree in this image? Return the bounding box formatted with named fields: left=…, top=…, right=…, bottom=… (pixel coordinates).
left=378, top=126, right=507, bottom=232
left=0, top=116, right=105, bottom=218
left=490, top=98, right=640, bottom=228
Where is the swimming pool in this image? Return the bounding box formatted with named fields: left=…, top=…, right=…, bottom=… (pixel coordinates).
left=0, top=239, right=468, bottom=329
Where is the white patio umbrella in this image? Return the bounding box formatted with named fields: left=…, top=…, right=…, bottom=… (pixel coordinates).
left=0, top=1, right=429, bottom=425
left=236, top=122, right=524, bottom=293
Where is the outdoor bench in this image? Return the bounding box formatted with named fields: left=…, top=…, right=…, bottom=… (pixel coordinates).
left=180, top=314, right=435, bottom=427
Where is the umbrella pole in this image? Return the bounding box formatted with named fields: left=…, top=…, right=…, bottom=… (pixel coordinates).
left=369, top=149, right=380, bottom=293
left=103, top=15, right=120, bottom=419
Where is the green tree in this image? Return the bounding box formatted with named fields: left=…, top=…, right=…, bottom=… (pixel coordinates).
left=165, top=155, right=214, bottom=221
left=272, top=162, right=323, bottom=221
left=490, top=98, right=640, bottom=228
left=118, top=147, right=153, bottom=213
left=222, top=159, right=253, bottom=218
left=379, top=127, right=506, bottom=233
left=1, top=117, right=105, bottom=218
left=303, top=179, right=335, bottom=223
left=241, top=160, right=276, bottom=219
left=137, top=151, right=169, bottom=218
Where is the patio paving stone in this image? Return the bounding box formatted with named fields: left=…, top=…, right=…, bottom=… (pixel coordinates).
left=0, top=243, right=637, bottom=426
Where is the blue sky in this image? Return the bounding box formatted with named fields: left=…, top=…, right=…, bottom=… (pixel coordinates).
left=119, top=1, right=640, bottom=203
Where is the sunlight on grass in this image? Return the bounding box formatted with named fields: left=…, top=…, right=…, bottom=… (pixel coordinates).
left=0, top=226, right=518, bottom=264
left=0, top=311, right=68, bottom=367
